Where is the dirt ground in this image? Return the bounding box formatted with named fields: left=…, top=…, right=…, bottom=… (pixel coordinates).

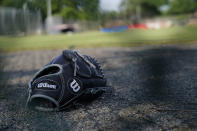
left=1, top=45, right=197, bottom=131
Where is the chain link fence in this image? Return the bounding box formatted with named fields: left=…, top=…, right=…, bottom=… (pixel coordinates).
left=0, top=7, right=42, bottom=35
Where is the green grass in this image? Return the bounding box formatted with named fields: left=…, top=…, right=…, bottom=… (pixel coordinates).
left=0, top=26, right=197, bottom=51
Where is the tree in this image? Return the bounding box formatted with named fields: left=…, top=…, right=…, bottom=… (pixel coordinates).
left=61, top=7, right=81, bottom=20
left=0, top=0, right=100, bottom=21
left=0, top=0, right=28, bottom=9
left=121, top=0, right=167, bottom=20
left=60, top=0, right=100, bottom=20
left=168, top=0, right=197, bottom=14
left=82, top=0, right=99, bottom=20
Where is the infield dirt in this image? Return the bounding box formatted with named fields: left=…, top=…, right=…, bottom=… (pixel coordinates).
left=1, top=45, right=197, bottom=130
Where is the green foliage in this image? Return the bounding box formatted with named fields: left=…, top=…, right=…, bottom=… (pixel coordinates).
left=61, top=7, right=81, bottom=20
left=0, top=0, right=100, bottom=21
left=121, top=0, right=168, bottom=17
left=121, top=0, right=197, bottom=16
left=0, top=0, right=26, bottom=8
left=60, top=0, right=99, bottom=20
left=51, top=0, right=63, bottom=14
left=82, top=0, right=99, bottom=20
left=62, top=0, right=80, bottom=9
left=27, top=0, right=47, bottom=20
left=168, top=0, right=197, bottom=14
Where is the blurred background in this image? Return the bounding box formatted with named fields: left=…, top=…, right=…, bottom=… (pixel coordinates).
left=0, top=0, right=197, bottom=50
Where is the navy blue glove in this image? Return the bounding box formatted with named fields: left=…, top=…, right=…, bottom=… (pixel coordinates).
left=26, top=50, right=107, bottom=111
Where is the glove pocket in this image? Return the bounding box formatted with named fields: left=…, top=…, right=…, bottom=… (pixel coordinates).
left=28, top=64, right=63, bottom=111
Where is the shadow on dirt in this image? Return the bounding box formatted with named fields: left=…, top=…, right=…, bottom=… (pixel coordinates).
left=0, top=55, right=4, bottom=100
left=136, top=47, right=197, bottom=105
left=102, top=47, right=197, bottom=130
left=107, top=47, right=197, bottom=105
left=1, top=46, right=197, bottom=130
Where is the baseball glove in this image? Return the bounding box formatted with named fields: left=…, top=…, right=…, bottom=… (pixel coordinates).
left=26, top=50, right=107, bottom=111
